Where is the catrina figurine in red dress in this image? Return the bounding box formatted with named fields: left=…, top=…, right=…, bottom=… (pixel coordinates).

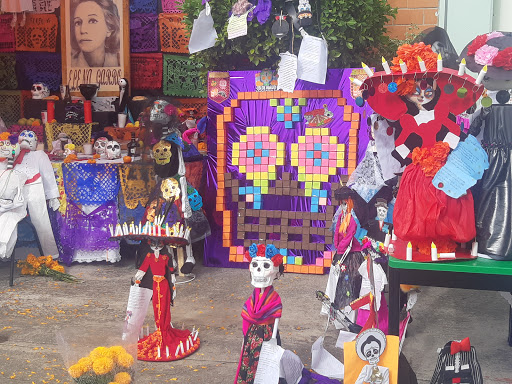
left=134, top=239, right=200, bottom=361
left=360, top=43, right=484, bottom=255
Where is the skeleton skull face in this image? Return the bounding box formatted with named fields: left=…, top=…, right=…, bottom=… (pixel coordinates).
left=188, top=191, right=203, bottom=211
left=94, top=137, right=109, bottom=155
left=153, top=140, right=173, bottom=165
left=249, top=256, right=280, bottom=288
left=356, top=329, right=386, bottom=366
left=31, top=28, right=44, bottom=49
left=0, top=140, right=20, bottom=160
left=150, top=240, right=164, bottom=252
left=64, top=143, right=75, bottom=156
left=150, top=100, right=171, bottom=125
left=363, top=341, right=381, bottom=365
left=31, top=83, right=50, bottom=99
left=18, top=130, right=38, bottom=151
left=161, top=178, right=180, bottom=201
left=105, top=140, right=121, bottom=160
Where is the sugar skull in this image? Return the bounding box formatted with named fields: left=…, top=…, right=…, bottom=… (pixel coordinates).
left=18, top=130, right=38, bottom=151
left=64, top=143, right=76, bottom=156
left=188, top=190, right=203, bottom=211
left=94, top=137, right=109, bottom=155
left=150, top=100, right=171, bottom=125
left=31, top=82, right=50, bottom=99
left=152, top=140, right=173, bottom=165
left=0, top=139, right=20, bottom=160
left=161, top=178, right=180, bottom=201
left=105, top=140, right=121, bottom=160
left=30, top=28, right=44, bottom=49
left=247, top=243, right=283, bottom=288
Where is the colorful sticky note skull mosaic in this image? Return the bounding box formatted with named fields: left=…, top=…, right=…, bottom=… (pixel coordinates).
left=206, top=70, right=372, bottom=275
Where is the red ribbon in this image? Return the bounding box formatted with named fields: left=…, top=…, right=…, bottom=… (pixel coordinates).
left=450, top=337, right=471, bottom=355
left=452, top=379, right=461, bottom=383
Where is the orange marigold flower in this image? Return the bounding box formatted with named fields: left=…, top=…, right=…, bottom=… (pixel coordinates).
left=114, top=372, right=132, bottom=384
left=90, top=346, right=113, bottom=360
left=68, top=363, right=85, bottom=378
left=391, top=42, right=438, bottom=72
left=116, top=352, right=134, bottom=368
left=87, top=159, right=97, bottom=164
left=430, top=141, right=450, bottom=162
left=52, top=265, right=65, bottom=273
left=92, top=357, right=114, bottom=375
left=27, top=254, right=37, bottom=263
left=77, top=356, right=93, bottom=370
left=93, top=154, right=101, bottom=159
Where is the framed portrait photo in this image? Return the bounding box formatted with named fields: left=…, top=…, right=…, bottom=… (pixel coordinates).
left=61, top=0, right=130, bottom=96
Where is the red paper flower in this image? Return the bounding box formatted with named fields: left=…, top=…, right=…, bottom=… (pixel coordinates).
left=271, top=254, right=283, bottom=267
left=430, top=141, right=450, bottom=162
left=391, top=42, right=438, bottom=72
left=467, top=34, right=488, bottom=56
left=493, top=47, right=512, bottom=70
left=257, top=244, right=266, bottom=256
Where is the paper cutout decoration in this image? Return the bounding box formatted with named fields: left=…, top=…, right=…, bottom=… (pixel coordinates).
left=129, top=0, right=157, bottom=13
left=0, top=54, right=17, bottom=89
left=15, top=14, right=58, bottom=52
left=31, top=0, right=60, bottom=13
left=256, top=69, right=278, bottom=92
left=344, top=329, right=399, bottom=384
left=311, top=336, right=344, bottom=380
left=163, top=54, right=204, bottom=97
left=297, top=33, right=328, bottom=85
left=131, top=53, right=163, bottom=90
left=432, top=135, right=489, bottom=198
left=0, top=15, right=16, bottom=53
left=161, top=0, right=185, bottom=13
left=130, top=13, right=159, bottom=53
left=277, top=52, right=298, bottom=93
left=159, top=13, right=190, bottom=54
left=227, top=7, right=254, bottom=40
left=188, top=3, right=218, bottom=54
left=208, top=72, right=230, bottom=103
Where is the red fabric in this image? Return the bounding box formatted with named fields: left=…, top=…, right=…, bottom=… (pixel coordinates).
left=451, top=337, right=471, bottom=355
left=393, top=164, right=476, bottom=243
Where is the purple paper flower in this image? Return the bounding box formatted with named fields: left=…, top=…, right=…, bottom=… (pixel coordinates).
left=475, top=44, right=499, bottom=66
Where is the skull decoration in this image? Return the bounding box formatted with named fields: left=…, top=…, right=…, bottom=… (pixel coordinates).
left=0, top=139, right=20, bottom=160
left=161, top=178, right=180, bottom=201
left=247, top=243, right=283, bottom=289
left=31, top=83, right=50, bottom=99
left=105, top=140, right=122, bottom=160
left=94, top=137, right=109, bottom=155
left=188, top=190, right=203, bottom=211
left=30, top=28, right=44, bottom=49
left=152, top=140, right=173, bottom=165
left=150, top=100, right=171, bottom=125
left=64, top=143, right=76, bottom=156
left=18, top=130, right=38, bottom=151
left=355, top=328, right=387, bottom=366
left=375, top=198, right=388, bottom=221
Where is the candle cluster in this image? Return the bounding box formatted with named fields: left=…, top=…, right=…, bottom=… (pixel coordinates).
left=109, top=219, right=191, bottom=240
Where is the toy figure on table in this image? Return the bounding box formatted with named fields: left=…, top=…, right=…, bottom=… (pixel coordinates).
left=0, top=131, right=60, bottom=259
left=359, top=42, right=484, bottom=256
left=365, top=198, right=393, bottom=244
left=133, top=239, right=199, bottom=361
left=235, top=243, right=283, bottom=384
left=463, top=32, right=512, bottom=260
left=323, top=187, right=365, bottom=322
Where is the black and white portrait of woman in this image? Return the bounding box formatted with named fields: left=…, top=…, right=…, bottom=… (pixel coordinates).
left=70, top=0, right=120, bottom=67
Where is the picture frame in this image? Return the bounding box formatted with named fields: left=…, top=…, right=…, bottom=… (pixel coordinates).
left=61, top=0, right=130, bottom=96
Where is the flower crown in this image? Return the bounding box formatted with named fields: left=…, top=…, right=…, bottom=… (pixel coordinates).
left=467, top=31, right=512, bottom=69
left=246, top=243, right=283, bottom=266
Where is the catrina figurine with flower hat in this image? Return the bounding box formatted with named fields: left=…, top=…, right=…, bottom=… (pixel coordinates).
left=359, top=42, right=485, bottom=256
left=463, top=32, right=512, bottom=260
left=234, top=243, right=284, bottom=384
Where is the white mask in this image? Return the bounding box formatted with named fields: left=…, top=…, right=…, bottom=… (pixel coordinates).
left=94, top=137, right=109, bottom=155
left=31, top=83, right=50, bottom=99
left=18, top=130, right=38, bottom=151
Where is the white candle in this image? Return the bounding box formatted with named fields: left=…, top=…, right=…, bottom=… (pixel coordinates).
left=471, top=241, right=478, bottom=256
left=431, top=242, right=438, bottom=261
left=186, top=339, right=190, bottom=351
left=157, top=346, right=161, bottom=358
left=406, top=242, right=413, bottom=261
left=138, top=222, right=142, bottom=234
left=475, top=65, right=487, bottom=85
left=349, top=77, right=363, bottom=87
left=129, top=222, right=135, bottom=234
left=193, top=330, right=198, bottom=341
left=115, top=224, right=122, bottom=236
left=437, top=53, right=443, bottom=72
left=166, top=346, right=169, bottom=358
left=109, top=224, right=114, bottom=237
left=382, top=57, right=391, bottom=74
left=361, top=62, right=373, bottom=77
left=418, top=56, right=427, bottom=72
left=439, top=253, right=456, bottom=259
left=180, top=341, right=184, bottom=354
left=384, top=233, right=391, bottom=248
left=391, top=230, right=397, bottom=241
left=175, top=345, right=181, bottom=356
left=458, top=58, right=466, bottom=76
left=166, top=225, right=170, bottom=237
left=388, top=243, right=394, bottom=253
left=399, top=59, right=407, bottom=74
left=123, top=223, right=129, bottom=236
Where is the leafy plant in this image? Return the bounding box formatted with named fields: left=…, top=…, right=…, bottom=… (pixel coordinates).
left=181, top=0, right=398, bottom=72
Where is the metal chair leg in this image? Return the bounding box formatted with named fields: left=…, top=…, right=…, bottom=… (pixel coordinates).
left=9, top=249, right=15, bottom=287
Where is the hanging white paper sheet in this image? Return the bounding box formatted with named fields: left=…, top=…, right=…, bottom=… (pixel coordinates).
left=254, top=339, right=284, bottom=384
left=188, top=3, right=218, bottom=53
left=297, top=34, right=328, bottom=84
left=277, top=52, right=298, bottom=93
left=311, top=336, right=344, bottom=380
left=227, top=7, right=255, bottom=40
left=122, top=284, right=153, bottom=340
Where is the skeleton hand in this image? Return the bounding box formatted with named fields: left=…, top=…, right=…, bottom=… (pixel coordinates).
left=343, top=305, right=353, bottom=316
left=134, top=270, right=145, bottom=284
left=48, top=198, right=60, bottom=211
